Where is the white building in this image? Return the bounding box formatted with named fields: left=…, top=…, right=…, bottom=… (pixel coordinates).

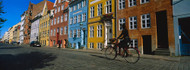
left=19, top=12, right=26, bottom=44
left=30, top=13, right=41, bottom=43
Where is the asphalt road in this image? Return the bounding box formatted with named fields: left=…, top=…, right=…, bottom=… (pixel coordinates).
left=0, top=43, right=189, bottom=70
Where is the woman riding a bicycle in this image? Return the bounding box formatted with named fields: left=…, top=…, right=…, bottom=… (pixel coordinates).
left=105, top=24, right=140, bottom=63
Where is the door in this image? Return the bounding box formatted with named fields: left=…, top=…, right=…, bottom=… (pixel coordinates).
left=156, top=10, right=169, bottom=48
left=106, top=21, right=112, bottom=44
left=143, top=35, right=152, bottom=54
left=178, top=17, right=190, bottom=55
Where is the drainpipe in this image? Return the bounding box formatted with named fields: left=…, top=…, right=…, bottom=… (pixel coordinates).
left=86, top=0, right=89, bottom=49
left=115, top=0, right=117, bottom=38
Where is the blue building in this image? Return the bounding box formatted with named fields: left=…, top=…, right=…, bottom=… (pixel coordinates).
left=68, top=0, right=88, bottom=49
left=173, top=0, right=190, bottom=56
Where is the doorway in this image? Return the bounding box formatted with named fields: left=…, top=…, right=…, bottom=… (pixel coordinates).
left=178, top=17, right=190, bottom=55
left=156, top=10, right=169, bottom=48
left=143, top=35, right=152, bottom=54
left=106, top=21, right=112, bottom=45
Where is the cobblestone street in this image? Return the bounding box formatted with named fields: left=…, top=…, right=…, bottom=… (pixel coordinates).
left=0, top=43, right=189, bottom=70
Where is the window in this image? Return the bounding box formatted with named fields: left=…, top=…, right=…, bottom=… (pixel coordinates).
left=54, top=18, right=56, bottom=25
left=51, top=29, right=53, bottom=36
left=129, top=16, right=137, bottom=29
left=78, top=15, right=81, bottom=23
left=90, top=26, right=94, bottom=37
left=48, top=30, right=49, bottom=36
left=70, top=30, right=72, bottom=38
left=73, top=30, right=76, bottom=37
left=77, top=29, right=80, bottom=37
left=70, top=18, right=73, bottom=24
left=106, top=0, right=112, bottom=14
left=141, top=14, right=151, bottom=28
left=128, top=0, right=136, bottom=7
left=83, top=0, right=86, bottom=7
left=44, top=22, right=45, bottom=28
left=119, top=18, right=125, bottom=31
left=57, top=28, right=59, bottom=33
left=97, top=25, right=102, bottom=37
left=119, top=0, right=125, bottom=9
left=90, top=6, right=94, bottom=18
left=61, top=15, right=63, bottom=22
left=58, top=7, right=60, bottom=12
left=82, top=13, right=86, bottom=21
left=129, top=39, right=138, bottom=48
left=70, top=7, right=73, bottom=12
left=64, top=26, right=67, bottom=35
left=62, top=5, right=64, bottom=10
left=97, top=3, right=102, bottom=16
left=78, top=3, right=81, bottom=9
left=74, top=5, right=77, bottom=10
left=74, top=16, right=77, bottom=24
left=65, top=13, right=68, bottom=21
left=97, top=43, right=103, bottom=49
left=141, top=0, right=149, bottom=4
left=60, top=27, right=63, bottom=35
left=46, top=21, right=47, bottom=27
left=54, top=29, right=56, bottom=36
left=53, top=40, right=55, bottom=45
left=90, top=43, right=94, bottom=48
left=57, top=17, right=60, bottom=24
left=51, top=19, right=53, bottom=25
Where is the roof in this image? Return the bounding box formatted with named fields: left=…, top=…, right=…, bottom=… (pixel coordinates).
left=31, top=0, right=46, bottom=19
left=47, top=1, right=54, bottom=10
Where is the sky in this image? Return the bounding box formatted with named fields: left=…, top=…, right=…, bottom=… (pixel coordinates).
left=0, top=0, right=55, bottom=38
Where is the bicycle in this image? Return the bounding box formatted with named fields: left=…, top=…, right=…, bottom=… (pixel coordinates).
left=105, top=38, right=140, bottom=64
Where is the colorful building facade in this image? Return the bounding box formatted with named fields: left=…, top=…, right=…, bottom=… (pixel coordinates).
left=68, top=0, right=88, bottom=49
left=173, top=0, right=190, bottom=56
left=39, top=1, right=54, bottom=46
left=87, top=0, right=116, bottom=49
left=116, top=0, right=175, bottom=55
left=50, top=0, right=69, bottom=48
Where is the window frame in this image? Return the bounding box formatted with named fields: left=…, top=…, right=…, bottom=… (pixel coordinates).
left=128, top=0, right=136, bottom=7
left=141, top=14, right=151, bottom=28
left=129, top=16, right=137, bottom=29
left=90, top=6, right=94, bottom=18
left=119, top=18, right=126, bottom=31
left=118, top=0, right=125, bottom=10
left=97, top=25, right=102, bottom=37
left=90, top=26, right=94, bottom=38
left=97, top=3, right=102, bottom=16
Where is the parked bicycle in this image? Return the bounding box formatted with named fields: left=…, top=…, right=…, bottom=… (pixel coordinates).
left=105, top=38, right=140, bottom=64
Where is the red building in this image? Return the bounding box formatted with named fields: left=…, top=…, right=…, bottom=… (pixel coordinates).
left=116, top=0, right=175, bottom=55
left=49, top=0, right=69, bottom=48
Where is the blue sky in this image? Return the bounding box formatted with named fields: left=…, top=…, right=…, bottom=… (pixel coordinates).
left=0, top=0, right=55, bottom=38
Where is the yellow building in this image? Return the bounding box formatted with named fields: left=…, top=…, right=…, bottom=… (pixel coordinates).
left=39, top=1, right=53, bottom=46
left=9, top=23, right=20, bottom=43
left=88, top=0, right=116, bottom=49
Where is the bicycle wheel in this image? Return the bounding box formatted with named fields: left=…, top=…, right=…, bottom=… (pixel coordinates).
left=105, top=46, right=117, bottom=60
left=123, top=47, right=140, bottom=64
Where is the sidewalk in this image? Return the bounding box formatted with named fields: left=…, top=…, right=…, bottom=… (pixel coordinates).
left=61, top=48, right=181, bottom=62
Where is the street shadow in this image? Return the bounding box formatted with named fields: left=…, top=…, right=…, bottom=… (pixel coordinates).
left=90, top=54, right=123, bottom=62
left=0, top=52, right=57, bottom=70
left=0, top=46, right=22, bottom=49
